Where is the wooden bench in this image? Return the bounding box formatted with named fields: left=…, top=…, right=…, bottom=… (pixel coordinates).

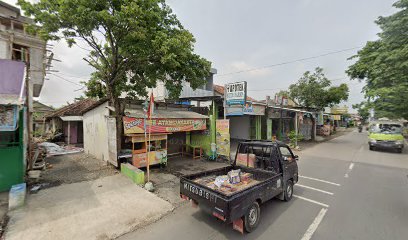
left=182, top=144, right=203, bottom=159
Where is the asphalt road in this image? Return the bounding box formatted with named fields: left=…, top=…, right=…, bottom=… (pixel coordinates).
left=119, top=130, right=408, bottom=240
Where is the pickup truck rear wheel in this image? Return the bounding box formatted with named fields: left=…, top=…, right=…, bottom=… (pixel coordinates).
left=284, top=180, right=293, bottom=201
left=244, top=202, right=260, bottom=233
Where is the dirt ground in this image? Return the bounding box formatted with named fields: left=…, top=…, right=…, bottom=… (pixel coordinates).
left=32, top=153, right=118, bottom=189
left=0, top=192, right=8, bottom=239
left=148, top=156, right=229, bottom=208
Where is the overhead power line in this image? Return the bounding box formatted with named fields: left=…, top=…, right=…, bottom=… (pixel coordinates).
left=50, top=73, right=85, bottom=87
left=218, top=46, right=362, bottom=77
left=246, top=77, right=362, bottom=92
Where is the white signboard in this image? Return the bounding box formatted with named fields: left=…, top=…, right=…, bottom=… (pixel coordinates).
left=225, top=81, right=247, bottom=105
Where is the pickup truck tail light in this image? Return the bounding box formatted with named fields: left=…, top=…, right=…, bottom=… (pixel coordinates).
left=212, top=212, right=226, bottom=221
left=180, top=194, right=189, bottom=200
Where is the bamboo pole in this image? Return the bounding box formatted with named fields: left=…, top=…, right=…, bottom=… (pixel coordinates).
left=144, top=118, right=149, bottom=182
left=147, top=118, right=151, bottom=182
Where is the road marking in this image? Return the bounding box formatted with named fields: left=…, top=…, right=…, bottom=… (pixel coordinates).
left=299, top=175, right=341, bottom=186
left=293, top=195, right=329, bottom=208
left=345, top=162, right=355, bottom=178
left=301, top=208, right=328, bottom=240
left=296, top=184, right=334, bottom=195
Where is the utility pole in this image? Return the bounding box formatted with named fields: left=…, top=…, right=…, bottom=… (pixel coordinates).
left=280, top=96, right=283, bottom=141
left=25, top=60, right=32, bottom=170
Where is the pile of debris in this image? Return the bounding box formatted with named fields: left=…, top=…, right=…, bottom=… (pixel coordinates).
left=26, top=142, right=84, bottom=185
left=38, top=142, right=83, bottom=157
left=33, top=131, right=65, bottom=144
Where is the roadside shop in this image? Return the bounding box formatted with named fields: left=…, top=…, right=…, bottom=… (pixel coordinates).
left=122, top=110, right=208, bottom=168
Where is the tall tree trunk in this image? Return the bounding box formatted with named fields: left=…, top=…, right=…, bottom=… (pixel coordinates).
left=106, top=84, right=123, bottom=162
left=112, top=96, right=123, bottom=154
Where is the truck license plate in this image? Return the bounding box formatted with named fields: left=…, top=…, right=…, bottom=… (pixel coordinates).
left=183, top=183, right=217, bottom=203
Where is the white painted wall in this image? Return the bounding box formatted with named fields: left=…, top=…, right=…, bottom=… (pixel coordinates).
left=0, top=39, right=9, bottom=58
left=229, top=115, right=251, bottom=139
left=83, top=102, right=110, bottom=162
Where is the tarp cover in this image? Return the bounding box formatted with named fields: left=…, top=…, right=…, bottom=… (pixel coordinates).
left=0, top=60, right=25, bottom=105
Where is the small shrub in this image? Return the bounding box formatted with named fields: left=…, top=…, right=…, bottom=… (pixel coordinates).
left=288, top=130, right=303, bottom=147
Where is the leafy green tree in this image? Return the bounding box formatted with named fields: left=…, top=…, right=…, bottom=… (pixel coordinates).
left=288, top=67, right=349, bottom=110
left=18, top=0, right=211, bottom=149
left=352, top=102, right=370, bottom=122
left=347, top=0, right=408, bottom=119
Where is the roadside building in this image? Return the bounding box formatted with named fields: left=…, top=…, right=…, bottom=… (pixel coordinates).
left=144, top=68, right=221, bottom=158
left=265, top=95, right=316, bottom=142
left=46, top=99, right=97, bottom=145
left=151, top=68, right=218, bottom=102
left=0, top=1, right=48, bottom=138
left=32, top=101, right=53, bottom=135
left=266, top=106, right=316, bottom=141
left=213, top=84, right=266, bottom=141
left=331, top=105, right=349, bottom=128
left=82, top=99, right=209, bottom=167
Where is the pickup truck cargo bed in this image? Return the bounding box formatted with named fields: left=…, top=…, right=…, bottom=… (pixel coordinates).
left=182, top=165, right=277, bottom=197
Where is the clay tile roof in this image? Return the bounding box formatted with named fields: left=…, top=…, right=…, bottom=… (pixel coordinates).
left=46, top=99, right=98, bottom=118
left=213, top=84, right=225, bottom=95
left=213, top=84, right=258, bottom=102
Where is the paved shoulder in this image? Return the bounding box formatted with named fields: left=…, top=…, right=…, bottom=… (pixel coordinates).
left=6, top=175, right=173, bottom=240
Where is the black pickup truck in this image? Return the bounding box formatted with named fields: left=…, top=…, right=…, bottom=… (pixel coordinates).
left=180, top=140, right=299, bottom=233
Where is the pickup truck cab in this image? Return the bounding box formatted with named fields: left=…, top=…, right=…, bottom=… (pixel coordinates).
left=180, top=140, right=299, bottom=233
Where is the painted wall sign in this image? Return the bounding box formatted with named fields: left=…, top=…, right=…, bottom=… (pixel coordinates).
left=225, top=105, right=244, bottom=116
left=331, top=115, right=341, bottom=121
left=123, top=117, right=206, bottom=134
left=0, top=105, right=18, bottom=131
left=225, top=81, right=247, bottom=105
left=226, top=102, right=265, bottom=116
left=216, top=119, right=230, bottom=157
left=243, top=102, right=265, bottom=116
left=132, top=150, right=167, bottom=168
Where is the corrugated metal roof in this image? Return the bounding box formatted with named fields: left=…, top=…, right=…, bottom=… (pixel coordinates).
left=124, top=109, right=209, bottom=119
left=269, top=106, right=315, bottom=115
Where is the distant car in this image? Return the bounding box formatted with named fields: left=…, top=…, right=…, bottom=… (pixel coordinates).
left=368, top=121, right=404, bottom=153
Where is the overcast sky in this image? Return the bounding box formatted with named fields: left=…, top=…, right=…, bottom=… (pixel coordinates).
left=4, top=0, right=397, bottom=110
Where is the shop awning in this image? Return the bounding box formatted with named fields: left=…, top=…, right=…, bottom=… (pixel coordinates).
left=124, top=109, right=209, bottom=119
left=123, top=109, right=208, bottom=134
left=268, top=106, right=315, bottom=115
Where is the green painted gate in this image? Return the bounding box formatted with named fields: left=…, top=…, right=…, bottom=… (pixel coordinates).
left=0, top=110, right=25, bottom=192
